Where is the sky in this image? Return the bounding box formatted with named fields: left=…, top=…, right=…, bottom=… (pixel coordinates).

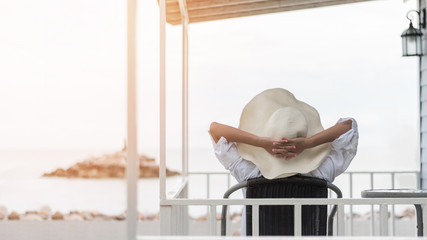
left=0, top=0, right=422, bottom=171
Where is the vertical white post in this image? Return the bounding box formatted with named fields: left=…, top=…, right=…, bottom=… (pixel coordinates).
left=370, top=173, right=375, bottom=235
left=160, top=205, right=173, bottom=235
left=159, top=0, right=169, bottom=235
left=252, top=204, right=260, bottom=236
left=182, top=16, right=189, bottom=178
left=180, top=187, right=189, bottom=234
left=391, top=173, right=395, bottom=236
left=126, top=0, right=138, bottom=239
left=207, top=173, right=210, bottom=198
left=349, top=173, right=353, bottom=236
left=206, top=174, right=210, bottom=216
left=423, top=203, right=427, bottom=236
left=159, top=0, right=166, bottom=202
left=178, top=3, right=189, bottom=235
left=209, top=205, right=217, bottom=235
left=294, top=204, right=302, bottom=236
left=379, top=204, right=388, bottom=236
left=337, top=204, right=345, bottom=236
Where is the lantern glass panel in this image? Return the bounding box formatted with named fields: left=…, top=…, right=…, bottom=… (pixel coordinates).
left=402, top=37, right=408, bottom=55
left=407, top=36, right=417, bottom=55
left=417, top=36, right=423, bottom=55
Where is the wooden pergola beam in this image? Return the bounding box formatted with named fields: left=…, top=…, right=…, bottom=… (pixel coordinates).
left=165, top=0, right=375, bottom=25
left=166, top=0, right=268, bottom=13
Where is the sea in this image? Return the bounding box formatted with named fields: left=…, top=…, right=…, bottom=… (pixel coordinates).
left=0, top=148, right=236, bottom=217
left=0, top=148, right=420, bottom=217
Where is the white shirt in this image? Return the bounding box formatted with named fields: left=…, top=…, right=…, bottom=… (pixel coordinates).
left=211, top=118, right=359, bottom=183
left=210, top=118, right=359, bottom=235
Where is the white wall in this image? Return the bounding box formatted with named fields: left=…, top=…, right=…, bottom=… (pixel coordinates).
left=420, top=0, right=427, bottom=188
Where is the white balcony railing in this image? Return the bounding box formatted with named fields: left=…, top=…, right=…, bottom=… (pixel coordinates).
left=160, top=171, right=422, bottom=236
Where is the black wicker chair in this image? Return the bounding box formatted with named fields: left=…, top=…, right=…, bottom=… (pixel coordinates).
left=220, top=175, right=342, bottom=236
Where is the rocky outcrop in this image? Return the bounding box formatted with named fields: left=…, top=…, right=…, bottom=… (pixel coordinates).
left=42, top=147, right=179, bottom=178
left=8, top=211, right=20, bottom=220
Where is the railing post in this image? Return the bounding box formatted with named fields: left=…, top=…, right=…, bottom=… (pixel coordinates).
left=160, top=205, right=172, bottom=235
left=349, top=173, right=353, bottom=236
left=370, top=173, right=375, bottom=236
left=294, top=204, right=302, bottom=236
left=227, top=174, right=231, bottom=188
left=253, top=204, right=260, bottom=236
left=206, top=174, right=210, bottom=219
left=391, top=173, right=396, bottom=236
left=423, top=203, right=427, bottom=236
left=180, top=185, right=189, bottom=235
left=380, top=204, right=388, bottom=236
left=180, top=2, right=189, bottom=179
left=209, top=205, right=217, bottom=235
left=337, top=204, right=345, bottom=236
left=126, top=0, right=138, bottom=238
left=207, top=173, right=210, bottom=198
left=159, top=0, right=166, bottom=202
left=159, top=0, right=168, bottom=236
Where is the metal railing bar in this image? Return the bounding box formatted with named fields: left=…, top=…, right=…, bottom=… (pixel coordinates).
left=206, top=174, right=210, bottom=222
left=188, top=170, right=420, bottom=175
left=207, top=173, right=210, bottom=198
left=349, top=172, right=353, bottom=236
left=188, top=172, right=230, bottom=175
left=161, top=198, right=427, bottom=236
left=423, top=203, right=427, bottom=236
left=343, top=171, right=420, bottom=174
left=252, top=205, right=259, bottom=236
left=161, top=198, right=427, bottom=205
left=209, top=205, right=217, bottom=235
left=380, top=204, right=388, bottom=236
left=370, top=172, right=374, bottom=236
left=172, top=170, right=422, bottom=237
left=227, top=174, right=231, bottom=188
left=294, top=204, right=302, bottom=236
left=391, top=172, right=396, bottom=236
left=337, top=204, right=345, bottom=236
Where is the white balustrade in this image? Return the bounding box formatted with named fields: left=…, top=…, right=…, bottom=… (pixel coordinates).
left=159, top=171, right=421, bottom=236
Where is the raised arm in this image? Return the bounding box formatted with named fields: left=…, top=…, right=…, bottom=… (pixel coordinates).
left=274, top=119, right=353, bottom=157
left=209, top=122, right=295, bottom=157
left=305, top=119, right=352, bottom=148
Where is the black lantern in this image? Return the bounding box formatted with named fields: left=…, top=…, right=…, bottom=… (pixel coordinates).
left=401, top=10, right=424, bottom=57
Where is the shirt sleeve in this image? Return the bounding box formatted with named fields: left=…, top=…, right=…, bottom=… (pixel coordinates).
left=311, top=118, right=359, bottom=182
left=209, top=133, right=261, bottom=183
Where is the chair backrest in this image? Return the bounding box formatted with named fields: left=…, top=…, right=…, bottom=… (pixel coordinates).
left=221, top=175, right=342, bottom=236
left=245, top=175, right=328, bottom=236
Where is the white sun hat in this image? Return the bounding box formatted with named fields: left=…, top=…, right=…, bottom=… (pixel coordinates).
left=237, top=88, right=332, bottom=179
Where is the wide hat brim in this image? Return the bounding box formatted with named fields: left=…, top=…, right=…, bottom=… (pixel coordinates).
left=237, top=88, right=331, bottom=179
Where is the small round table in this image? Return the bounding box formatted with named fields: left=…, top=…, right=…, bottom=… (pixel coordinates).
left=361, top=189, right=427, bottom=236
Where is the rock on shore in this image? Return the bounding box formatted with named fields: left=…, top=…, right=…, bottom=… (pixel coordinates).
left=42, top=147, right=179, bottom=178
left=1, top=206, right=157, bottom=221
